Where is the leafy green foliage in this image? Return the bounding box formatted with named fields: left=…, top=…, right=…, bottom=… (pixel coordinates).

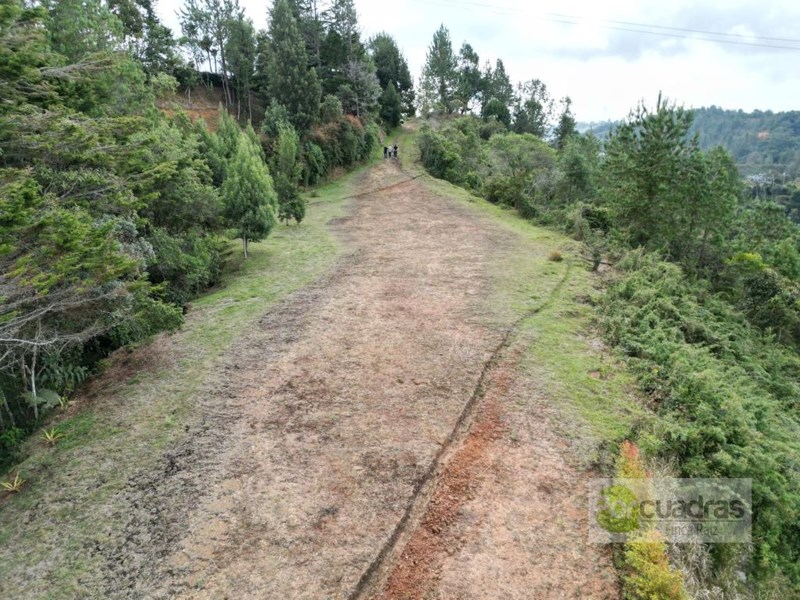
left=601, top=253, right=800, bottom=585
left=267, top=0, right=321, bottom=132
left=420, top=24, right=458, bottom=115
left=368, top=32, right=415, bottom=115
left=271, top=122, right=305, bottom=224
left=378, top=82, right=402, bottom=129
left=601, top=95, right=739, bottom=271
left=624, top=531, right=689, bottom=600
left=222, top=135, right=278, bottom=256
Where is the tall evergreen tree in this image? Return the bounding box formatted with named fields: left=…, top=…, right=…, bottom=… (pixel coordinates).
left=267, top=0, right=321, bottom=132
left=601, top=94, right=738, bottom=267
left=179, top=0, right=240, bottom=106
left=325, top=0, right=360, bottom=64
left=481, top=58, right=514, bottom=116
left=420, top=24, right=458, bottom=115
left=216, top=104, right=241, bottom=164
left=454, top=42, right=481, bottom=114
left=222, top=134, right=277, bottom=258
left=271, top=122, right=305, bottom=224
left=43, top=0, right=122, bottom=62
left=513, top=79, right=553, bottom=137
left=225, top=14, right=256, bottom=121
left=339, top=58, right=380, bottom=117
left=289, top=0, right=324, bottom=71
left=109, top=0, right=181, bottom=77
left=368, top=33, right=415, bottom=115
left=553, top=96, right=577, bottom=150
left=379, top=82, right=402, bottom=129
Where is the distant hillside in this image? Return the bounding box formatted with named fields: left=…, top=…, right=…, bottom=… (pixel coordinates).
left=579, top=107, right=800, bottom=177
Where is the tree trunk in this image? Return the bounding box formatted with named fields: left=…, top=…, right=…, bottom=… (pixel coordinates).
left=237, top=85, right=241, bottom=122
left=2, top=389, right=15, bottom=428
left=243, top=237, right=248, bottom=259
left=218, top=37, right=233, bottom=107
left=29, top=349, right=38, bottom=421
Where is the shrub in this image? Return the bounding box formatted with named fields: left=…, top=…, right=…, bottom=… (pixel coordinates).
left=319, top=94, right=343, bottom=123
left=147, top=230, right=228, bottom=306
left=618, top=440, right=648, bottom=479
left=601, top=252, right=800, bottom=584
left=418, top=125, right=465, bottom=184
left=548, top=251, right=563, bottom=262
left=483, top=176, right=522, bottom=207
left=302, top=142, right=327, bottom=186
left=623, top=531, right=689, bottom=600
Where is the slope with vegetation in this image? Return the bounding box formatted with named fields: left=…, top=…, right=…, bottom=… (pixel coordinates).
left=0, top=0, right=410, bottom=469
left=3, top=1, right=800, bottom=598
left=584, top=107, right=800, bottom=224
left=415, top=23, right=800, bottom=598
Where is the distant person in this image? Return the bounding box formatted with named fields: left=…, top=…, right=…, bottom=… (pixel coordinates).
left=383, top=146, right=388, bottom=159
left=393, top=144, right=398, bottom=158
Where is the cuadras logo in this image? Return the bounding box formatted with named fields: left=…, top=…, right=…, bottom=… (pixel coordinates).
left=596, top=484, right=640, bottom=533
left=638, top=496, right=748, bottom=521
left=588, top=478, right=752, bottom=544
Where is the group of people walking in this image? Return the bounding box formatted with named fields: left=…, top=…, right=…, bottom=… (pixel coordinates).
left=383, top=144, right=398, bottom=159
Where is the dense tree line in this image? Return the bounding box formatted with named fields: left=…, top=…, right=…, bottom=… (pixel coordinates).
left=417, top=26, right=800, bottom=596
left=586, top=106, right=800, bottom=179
left=1, top=0, right=409, bottom=466
left=418, top=25, right=572, bottom=140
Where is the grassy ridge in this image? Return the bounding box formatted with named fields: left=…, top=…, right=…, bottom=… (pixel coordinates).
left=0, top=168, right=359, bottom=595
left=398, top=124, right=645, bottom=452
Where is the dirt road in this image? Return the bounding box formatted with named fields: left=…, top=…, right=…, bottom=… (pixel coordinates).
left=2, top=157, right=620, bottom=598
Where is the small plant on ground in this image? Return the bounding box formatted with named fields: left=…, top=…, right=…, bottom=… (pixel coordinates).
left=2, top=472, right=25, bottom=493
left=623, top=530, right=688, bottom=600
left=41, top=427, right=64, bottom=447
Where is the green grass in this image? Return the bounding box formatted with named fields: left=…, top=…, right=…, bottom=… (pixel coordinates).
left=400, top=121, right=647, bottom=456
left=472, top=190, right=647, bottom=451
left=0, top=165, right=362, bottom=596
left=1, top=125, right=646, bottom=592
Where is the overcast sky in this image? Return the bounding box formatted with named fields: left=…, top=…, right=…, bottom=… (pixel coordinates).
left=155, top=0, right=800, bottom=122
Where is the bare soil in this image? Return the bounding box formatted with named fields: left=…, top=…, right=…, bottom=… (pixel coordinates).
left=5, top=158, right=620, bottom=598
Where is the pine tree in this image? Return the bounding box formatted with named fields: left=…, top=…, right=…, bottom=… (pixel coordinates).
left=225, top=14, right=256, bottom=121
left=514, top=79, right=553, bottom=138
left=339, top=58, right=380, bottom=117
left=420, top=24, right=458, bottom=115
left=379, top=82, right=402, bottom=129
left=222, top=133, right=277, bottom=257
left=553, top=96, right=577, bottom=150
left=271, top=122, right=305, bottom=224
left=454, top=42, right=481, bottom=114
left=216, top=104, right=241, bottom=164
left=368, top=33, right=415, bottom=115
left=481, top=59, right=514, bottom=116
left=267, top=0, right=321, bottom=132
left=289, top=0, right=324, bottom=71
left=325, top=0, right=361, bottom=64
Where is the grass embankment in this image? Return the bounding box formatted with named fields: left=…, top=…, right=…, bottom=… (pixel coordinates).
left=396, top=124, right=647, bottom=455
left=399, top=122, right=683, bottom=598
left=0, top=168, right=362, bottom=594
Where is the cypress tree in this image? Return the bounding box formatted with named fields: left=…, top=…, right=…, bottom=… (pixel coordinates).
left=267, top=0, right=321, bottom=132
left=271, top=122, right=305, bottom=224
left=222, top=134, right=277, bottom=257
left=379, top=82, right=402, bottom=129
